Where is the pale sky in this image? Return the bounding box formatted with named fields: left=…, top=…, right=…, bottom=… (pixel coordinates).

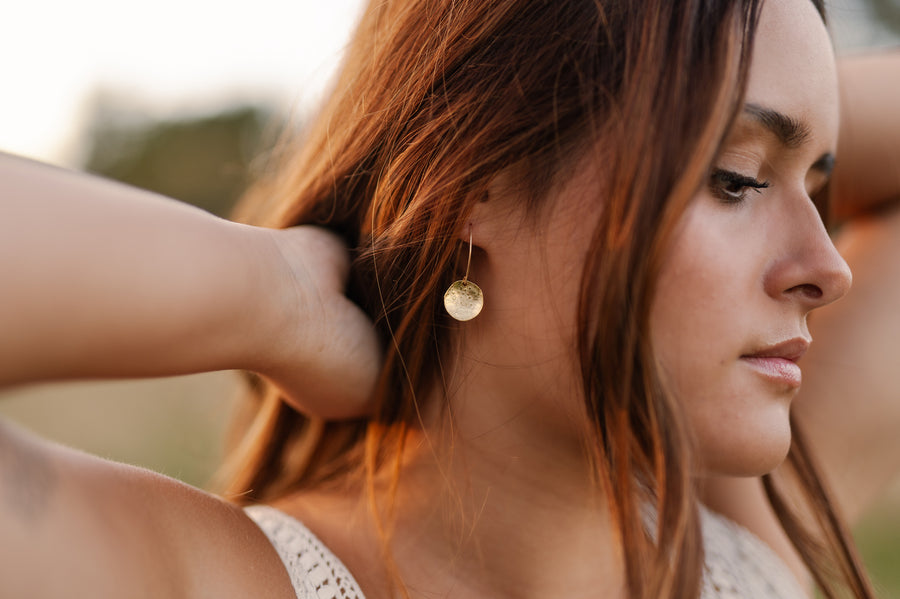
left=1, top=0, right=365, bottom=165
left=0, top=0, right=893, bottom=167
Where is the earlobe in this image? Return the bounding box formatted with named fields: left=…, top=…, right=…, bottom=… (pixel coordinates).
left=456, top=187, right=490, bottom=242
left=443, top=168, right=528, bottom=321
left=470, top=164, right=536, bottom=247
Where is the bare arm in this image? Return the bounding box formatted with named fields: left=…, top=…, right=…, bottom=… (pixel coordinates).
left=831, top=50, right=900, bottom=221
left=0, top=152, right=379, bottom=417
left=0, top=152, right=276, bottom=383
left=0, top=154, right=381, bottom=596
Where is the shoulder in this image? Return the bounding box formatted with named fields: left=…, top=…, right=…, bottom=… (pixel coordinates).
left=0, top=420, right=296, bottom=599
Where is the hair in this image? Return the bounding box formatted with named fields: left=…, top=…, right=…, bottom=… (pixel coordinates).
left=217, top=1, right=874, bottom=598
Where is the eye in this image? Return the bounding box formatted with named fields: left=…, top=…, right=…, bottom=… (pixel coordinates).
left=709, top=168, right=770, bottom=204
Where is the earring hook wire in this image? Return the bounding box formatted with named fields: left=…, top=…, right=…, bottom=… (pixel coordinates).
left=463, top=224, right=473, bottom=284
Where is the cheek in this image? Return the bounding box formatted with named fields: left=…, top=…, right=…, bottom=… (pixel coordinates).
left=651, top=241, right=741, bottom=440
left=651, top=207, right=744, bottom=394
left=649, top=204, right=792, bottom=475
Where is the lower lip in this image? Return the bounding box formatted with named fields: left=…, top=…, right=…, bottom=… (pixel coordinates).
left=740, top=356, right=802, bottom=388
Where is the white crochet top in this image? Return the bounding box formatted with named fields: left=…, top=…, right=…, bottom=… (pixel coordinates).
left=245, top=504, right=809, bottom=599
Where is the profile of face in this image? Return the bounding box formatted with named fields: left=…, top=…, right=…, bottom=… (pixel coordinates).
left=462, top=0, right=850, bottom=477
left=650, top=0, right=851, bottom=476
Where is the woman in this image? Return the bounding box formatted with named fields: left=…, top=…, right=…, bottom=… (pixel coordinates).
left=0, top=0, right=897, bottom=598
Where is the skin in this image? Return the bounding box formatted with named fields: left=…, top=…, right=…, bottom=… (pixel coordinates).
left=0, top=154, right=380, bottom=418
left=0, top=1, right=898, bottom=598
left=653, top=0, right=850, bottom=477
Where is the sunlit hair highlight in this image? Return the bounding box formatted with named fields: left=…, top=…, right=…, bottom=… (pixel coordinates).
left=217, top=1, right=874, bottom=597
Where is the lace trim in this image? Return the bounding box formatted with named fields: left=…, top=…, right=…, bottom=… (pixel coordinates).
left=245, top=505, right=366, bottom=599
left=700, top=506, right=809, bottom=598
left=246, top=503, right=808, bottom=599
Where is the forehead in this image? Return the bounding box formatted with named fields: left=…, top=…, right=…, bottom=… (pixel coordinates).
left=744, top=0, right=838, bottom=147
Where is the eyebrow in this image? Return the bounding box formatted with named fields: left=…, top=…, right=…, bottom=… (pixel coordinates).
left=742, top=103, right=835, bottom=176
left=743, top=103, right=810, bottom=148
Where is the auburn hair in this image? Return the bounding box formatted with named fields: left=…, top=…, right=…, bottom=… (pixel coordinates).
left=218, top=1, right=874, bottom=597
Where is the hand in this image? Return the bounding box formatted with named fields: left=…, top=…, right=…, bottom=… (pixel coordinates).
left=255, top=226, right=381, bottom=419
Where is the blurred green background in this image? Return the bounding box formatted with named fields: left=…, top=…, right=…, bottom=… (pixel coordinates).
left=1, top=0, right=898, bottom=593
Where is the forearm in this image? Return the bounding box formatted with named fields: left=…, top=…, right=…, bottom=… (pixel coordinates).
left=0, top=153, right=280, bottom=385
left=832, top=50, right=900, bottom=221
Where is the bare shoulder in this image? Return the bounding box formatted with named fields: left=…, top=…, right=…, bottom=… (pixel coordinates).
left=0, top=419, right=295, bottom=599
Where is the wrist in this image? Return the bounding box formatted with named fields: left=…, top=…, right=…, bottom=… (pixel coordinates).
left=229, top=224, right=318, bottom=381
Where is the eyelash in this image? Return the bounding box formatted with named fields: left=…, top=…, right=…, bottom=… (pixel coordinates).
left=709, top=168, right=770, bottom=204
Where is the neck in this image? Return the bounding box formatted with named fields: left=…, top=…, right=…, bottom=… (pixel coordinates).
left=380, top=376, right=625, bottom=599
left=275, top=347, right=626, bottom=598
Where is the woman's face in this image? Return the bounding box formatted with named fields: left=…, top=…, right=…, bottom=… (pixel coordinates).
left=649, top=0, right=851, bottom=475
left=459, top=0, right=849, bottom=477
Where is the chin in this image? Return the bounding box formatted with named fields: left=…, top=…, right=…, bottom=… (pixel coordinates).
left=698, top=411, right=793, bottom=477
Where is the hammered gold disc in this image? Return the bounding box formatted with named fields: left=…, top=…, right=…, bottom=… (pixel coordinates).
left=443, top=280, right=484, bottom=321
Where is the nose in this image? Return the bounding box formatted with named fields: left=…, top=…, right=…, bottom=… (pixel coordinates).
left=763, top=195, right=852, bottom=311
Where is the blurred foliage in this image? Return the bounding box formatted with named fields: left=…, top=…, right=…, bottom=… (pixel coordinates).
left=80, top=97, right=279, bottom=217
left=0, top=374, right=238, bottom=488
left=850, top=494, right=900, bottom=598
left=862, top=0, right=900, bottom=34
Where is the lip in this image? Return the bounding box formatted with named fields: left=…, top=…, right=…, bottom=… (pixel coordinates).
left=740, top=338, right=810, bottom=389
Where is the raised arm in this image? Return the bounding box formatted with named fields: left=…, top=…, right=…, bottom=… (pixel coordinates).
left=0, top=152, right=274, bottom=383
left=831, top=50, right=900, bottom=221
left=0, top=153, right=380, bottom=596
left=0, top=152, right=379, bottom=417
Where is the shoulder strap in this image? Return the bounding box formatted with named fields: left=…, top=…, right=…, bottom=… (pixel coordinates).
left=244, top=505, right=367, bottom=599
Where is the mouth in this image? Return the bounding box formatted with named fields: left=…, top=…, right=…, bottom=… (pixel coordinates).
left=739, top=337, right=810, bottom=389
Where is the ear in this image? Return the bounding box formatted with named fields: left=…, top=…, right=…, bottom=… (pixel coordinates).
left=461, top=167, right=529, bottom=252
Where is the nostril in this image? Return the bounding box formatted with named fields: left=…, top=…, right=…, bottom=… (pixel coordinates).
left=787, top=283, right=823, bottom=300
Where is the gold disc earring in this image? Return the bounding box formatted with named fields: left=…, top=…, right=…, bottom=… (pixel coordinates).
left=443, top=226, right=484, bottom=321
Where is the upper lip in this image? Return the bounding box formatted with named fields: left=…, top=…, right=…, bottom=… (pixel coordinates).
left=741, top=337, right=810, bottom=362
